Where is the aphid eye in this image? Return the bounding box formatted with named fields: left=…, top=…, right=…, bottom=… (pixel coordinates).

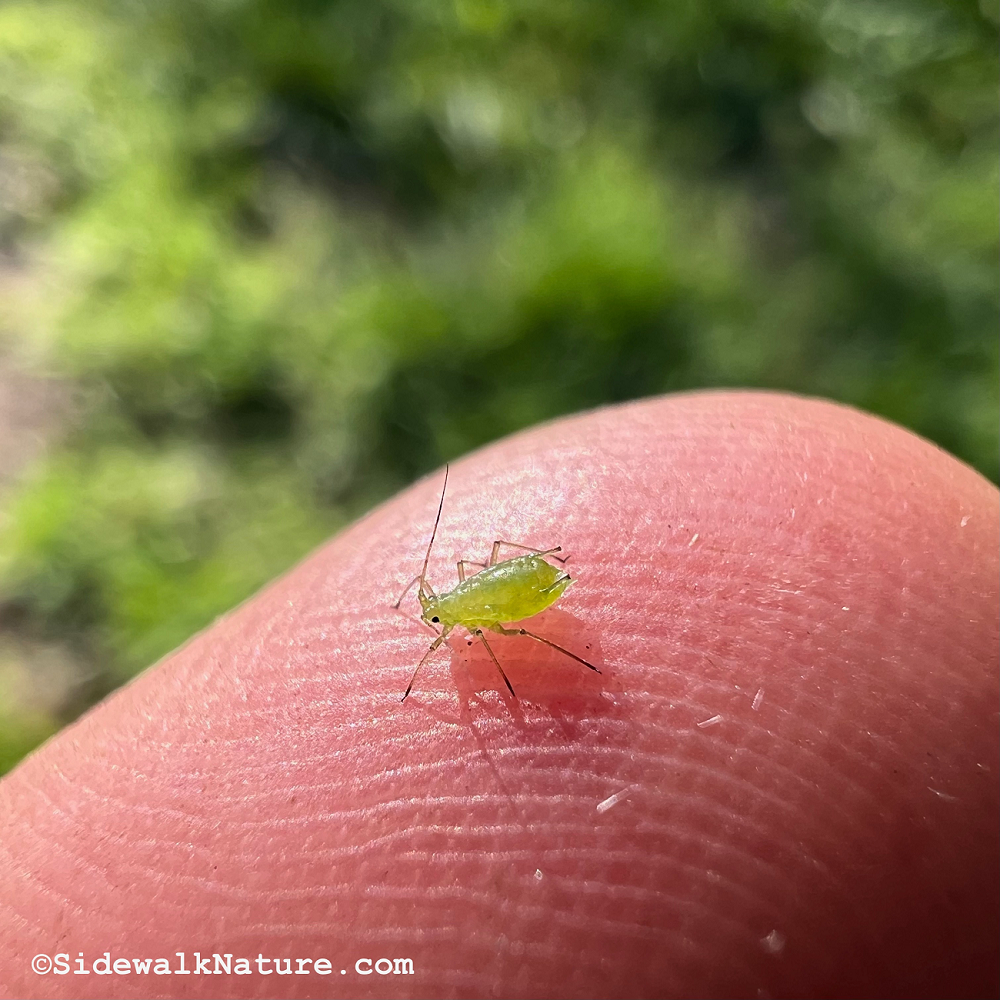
left=431, top=616, right=439, bottom=623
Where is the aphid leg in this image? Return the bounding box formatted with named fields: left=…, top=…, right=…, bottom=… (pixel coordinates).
left=402, top=626, right=451, bottom=701
left=392, top=575, right=437, bottom=610
left=392, top=575, right=421, bottom=609
left=456, top=559, right=488, bottom=582
left=540, top=572, right=572, bottom=594
left=490, top=625, right=600, bottom=673
left=489, top=541, right=567, bottom=566
left=473, top=629, right=517, bottom=698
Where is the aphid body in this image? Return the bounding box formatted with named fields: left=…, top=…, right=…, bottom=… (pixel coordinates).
left=394, top=466, right=599, bottom=700
left=421, top=555, right=571, bottom=629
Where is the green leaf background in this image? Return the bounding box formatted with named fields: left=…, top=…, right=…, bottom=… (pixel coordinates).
left=1, top=0, right=996, bottom=770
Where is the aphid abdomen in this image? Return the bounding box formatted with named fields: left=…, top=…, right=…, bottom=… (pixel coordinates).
left=436, top=554, right=572, bottom=628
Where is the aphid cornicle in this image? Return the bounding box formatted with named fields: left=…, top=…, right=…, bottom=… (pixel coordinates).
left=393, top=465, right=600, bottom=700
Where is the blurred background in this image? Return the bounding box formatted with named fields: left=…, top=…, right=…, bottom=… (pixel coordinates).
left=0, top=0, right=996, bottom=772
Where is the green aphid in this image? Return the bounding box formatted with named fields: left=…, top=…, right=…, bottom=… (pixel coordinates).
left=393, top=466, right=600, bottom=700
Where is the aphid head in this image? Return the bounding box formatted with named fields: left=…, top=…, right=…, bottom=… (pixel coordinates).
left=419, top=594, right=443, bottom=627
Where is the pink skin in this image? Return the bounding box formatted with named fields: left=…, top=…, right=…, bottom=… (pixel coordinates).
left=0, top=391, right=996, bottom=1000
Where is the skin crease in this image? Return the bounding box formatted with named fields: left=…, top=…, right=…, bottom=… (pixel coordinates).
left=0, top=391, right=997, bottom=1000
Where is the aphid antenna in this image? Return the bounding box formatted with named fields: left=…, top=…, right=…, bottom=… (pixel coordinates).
left=418, top=464, right=449, bottom=599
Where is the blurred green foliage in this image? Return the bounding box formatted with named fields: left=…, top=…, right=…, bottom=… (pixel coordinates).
left=0, top=0, right=997, bottom=770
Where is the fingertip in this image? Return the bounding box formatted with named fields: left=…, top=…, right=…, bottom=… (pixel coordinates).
left=0, top=390, right=995, bottom=1000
